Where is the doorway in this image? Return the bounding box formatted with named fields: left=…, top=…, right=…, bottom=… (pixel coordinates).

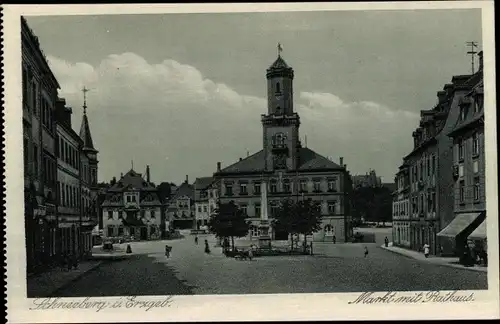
left=140, top=227, right=148, bottom=240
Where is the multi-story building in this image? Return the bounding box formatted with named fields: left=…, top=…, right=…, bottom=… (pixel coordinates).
left=213, top=52, right=353, bottom=242
left=166, top=176, right=195, bottom=229
left=392, top=161, right=410, bottom=247
left=193, top=177, right=218, bottom=230
left=101, top=167, right=163, bottom=241
left=440, top=51, right=486, bottom=252
left=22, top=17, right=60, bottom=273
left=403, top=69, right=482, bottom=255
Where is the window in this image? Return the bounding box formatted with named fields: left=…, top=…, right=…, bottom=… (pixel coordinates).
left=250, top=226, right=260, bottom=237
left=254, top=182, right=261, bottom=195
left=283, top=179, right=291, bottom=193
left=313, top=180, right=321, bottom=192
left=276, top=82, right=281, bottom=93
left=240, top=183, right=247, bottom=195
left=432, top=155, right=436, bottom=175
left=108, top=210, right=113, bottom=219
left=151, top=210, right=156, bottom=218
left=473, top=160, right=479, bottom=174
left=300, top=180, right=307, bottom=192
left=472, top=132, right=479, bottom=156
left=427, top=156, right=431, bottom=177
left=31, top=81, right=37, bottom=115
left=459, top=105, right=466, bottom=121
left=198, top=206, right=202, bottom=212
left=225, top=183, right=233, bottom=196
left=130, top=227, right=135, bottom=236
left=255, top=204, right=261, bottom=216
left=33, top=144, right=38, bottom=176
left=203, top=206, right=207, bottom=212
left=150, top=226, right=156, bottom=235
left=459, top=180, right=465, bottom=203
left=107, top=226, right=114, bottom=237
left=328, top=178, right=337, bottom=192
left=273, top=133, right=286, bottom=147
left=118, top=226, right=124, bottom=236
left=459, top=164, right=464, bottom=178
left=126, top=196, right=131, bottom=203
left=61, top=185, right=66, bottom=206
left=140, top=210, right=145, bottom=218
left=270, top=181, right=277, bottom=193
left=328, top=201, right=336, bottom=214
left=240, top=204, right=248, bottom=216
left=458, top=139, right=464, bottom=161
left=118, top=211, right=123, bottom=219
left=474, top=177, right=480, bottom=201
left=270, top=204, right=280, bottom=217
left=22, top=68, right=28, bottom=107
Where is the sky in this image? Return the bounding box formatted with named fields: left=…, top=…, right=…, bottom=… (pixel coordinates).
left=25, top=9, right=482, bottom=185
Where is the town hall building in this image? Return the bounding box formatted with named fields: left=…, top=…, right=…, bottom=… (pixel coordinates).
left=213, top=50, right=354, bottom=243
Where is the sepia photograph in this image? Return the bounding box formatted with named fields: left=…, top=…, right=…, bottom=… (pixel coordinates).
left=3, top=2, right=499, bottom=323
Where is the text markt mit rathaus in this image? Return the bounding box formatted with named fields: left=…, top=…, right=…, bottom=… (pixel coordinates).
left=349, top=291, right=475, bottom=304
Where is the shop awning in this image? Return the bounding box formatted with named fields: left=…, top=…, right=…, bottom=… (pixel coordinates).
left=468, top=219, right=487, bottom=240
left=437, top=212, right=482, bottom=238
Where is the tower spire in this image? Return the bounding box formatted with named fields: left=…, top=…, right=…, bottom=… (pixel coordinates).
left=82, top=86, right=90, bottom=114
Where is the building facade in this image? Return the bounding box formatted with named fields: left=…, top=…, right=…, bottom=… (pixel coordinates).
left=442, top=52, right=486, bottom=252
left=166, top=176, right=195, bottom=229
left=213, top=53, right=353, bottom=242
left=22, top=17, right=60, bottom=273
left=101, top=168, right=163, bottom=241
left=193, top=177, right=218, bottom=230
left=352, top=170, right=382, bottom=189
left=392, top=162, right=410, bottom=247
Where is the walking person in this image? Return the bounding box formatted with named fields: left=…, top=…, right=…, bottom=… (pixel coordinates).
left=364, top=246, right=369, bottom=258
left=204, top=239, right=211, bottom=254
left=332, top=235, right=336, bottom=244
left=194, top=235, right=198, bottom=245
left=165, top=244, right=171, bottom=258
left=423, top=243, right=430, bottom=258
left=384, top=236, right=389, bottom=248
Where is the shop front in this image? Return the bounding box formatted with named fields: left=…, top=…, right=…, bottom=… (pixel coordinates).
left=437, top=211, right=485, bottom=257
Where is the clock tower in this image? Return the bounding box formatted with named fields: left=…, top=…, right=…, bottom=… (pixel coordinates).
left=262, top=45, right=301, bottom=171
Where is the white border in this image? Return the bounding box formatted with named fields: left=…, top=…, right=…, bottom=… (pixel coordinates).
left=3, top=2, right=499, bottom=323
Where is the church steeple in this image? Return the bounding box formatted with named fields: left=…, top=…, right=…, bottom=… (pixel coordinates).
left=266, top=43, right=294, bottom=116
left=79, top=86, right=97, bottom=152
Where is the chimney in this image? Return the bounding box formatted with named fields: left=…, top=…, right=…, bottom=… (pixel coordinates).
left=146, top=165, right=150, bottom=183
left=239, top=157, right=243, bottom=161
left=185, top=175, right=189, bottom=184
left=217, top=162, right=221, bottom=172
left=339, top=157, right=344, bottom=168
left=120, top=172, right=123, bottom=178
left=478, top=51, right=483, bottom=72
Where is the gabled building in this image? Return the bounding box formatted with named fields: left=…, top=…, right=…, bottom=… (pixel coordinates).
left=392, top=161, right=410, bottom=247
left=212, top=52, right=353, bottom=242
left=166, top=176, right=195, bottom=229
left=101, top=167, right=163, bottom=241
left=441, top=51, right=486, bottom=252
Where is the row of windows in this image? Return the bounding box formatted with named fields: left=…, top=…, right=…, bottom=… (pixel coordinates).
left=459, top=94, right=483, bottom=122
left=410, top=154, right=436, bottom=183
left=43, top=156, right=57, bottom=188
left=411, top=192, right=436, bottom=215
left=197, top=205, right=212, bottom=213
left=107, top=210, right=157, bottom=220
left=393, top=201, right=410, bottom=217
left=58, top=136, right=80, bottom=170
left=57, top=181, right=89, bottom=209
left=106, top=225, right=157, bottom=237
left=22, top=67, right=56, bottom=133
left=234, top=200, right=339, bottom=216
left=224, top=178, right=338, bottom=196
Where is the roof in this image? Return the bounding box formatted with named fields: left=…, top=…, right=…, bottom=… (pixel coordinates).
left=193, top=177, right=215, bottom=190
left=268, top=56, right=290, bottom=69
left=217, top=147, right=342, bottom=174
left=171, top=182, right=194, bottom=200
left=108, top=169, right=156, bottom=192
left=79, top=113, right=97, bottom=152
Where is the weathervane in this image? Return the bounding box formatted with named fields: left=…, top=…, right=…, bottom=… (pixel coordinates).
left=82, top=86, right=90, bottom=114
left=277, top=42, right=283, bottom=57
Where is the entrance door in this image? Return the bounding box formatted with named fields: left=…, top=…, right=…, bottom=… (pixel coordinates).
left=274, top=228, right=288, bottom=240
left=140, top=227, right=148, bottom=240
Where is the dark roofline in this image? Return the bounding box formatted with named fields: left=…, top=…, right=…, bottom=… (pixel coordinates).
left=447, top=114, right=484, bottom=138
left=21, top=17, right=60, bottom=89
left=404, top=137, right=438, bottom=159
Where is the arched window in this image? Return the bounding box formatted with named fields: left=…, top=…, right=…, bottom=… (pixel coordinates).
left=324, top=225, right=333, bottom=235
left=276, top=82, right=281, bottom=93
left=276, top=106, right=281, bottom=115
left=273, top=133, right=286, bottom=147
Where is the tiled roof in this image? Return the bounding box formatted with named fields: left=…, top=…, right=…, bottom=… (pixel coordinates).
left=193, top=177, right=215, bottom=190
left=171, top=182, right=194, bottom=200
left=218, top=147, right=342, bottom=174
left=108, top=169, right=156, bottom=192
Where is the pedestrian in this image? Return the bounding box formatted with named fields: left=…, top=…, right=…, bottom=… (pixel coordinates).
left=204, top=239, right=211, bottom=254
left=165, top=244, right=171, bottom=258
left=384, top=237, right=389, bottom=248
left=333, top=235, right=336, bottom=244
left=423, top=243, right=430, bottom=258
left=364, top=246, right=369, bottom=258
left=194, top=235, right=198, bottom=245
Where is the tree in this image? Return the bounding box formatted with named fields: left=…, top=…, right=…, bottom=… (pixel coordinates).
left=274, top=199, right=323, bottom=253
left=207, top=201, right=250, bottom=251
